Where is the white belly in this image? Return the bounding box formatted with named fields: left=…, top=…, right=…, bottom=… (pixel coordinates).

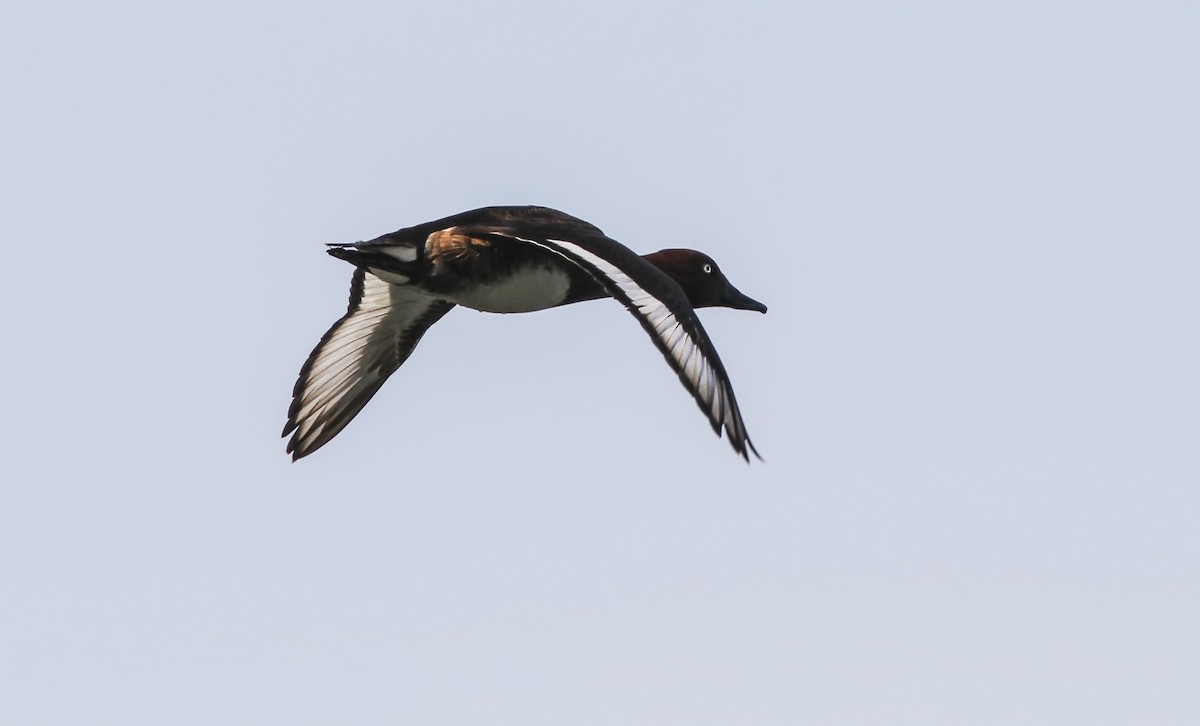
left=446, top=266, right=572, bottom=313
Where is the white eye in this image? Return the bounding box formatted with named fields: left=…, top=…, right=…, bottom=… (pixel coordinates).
left=702, top=263, right=713, bottom=274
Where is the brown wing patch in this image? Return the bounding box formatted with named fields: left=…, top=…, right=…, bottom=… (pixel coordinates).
left=426, top=227, right=493, bottom=265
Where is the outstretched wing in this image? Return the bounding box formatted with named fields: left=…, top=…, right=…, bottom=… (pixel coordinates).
left=479, top=228, right=760, bottom=461
left=283, top=269, right=454, bottom=460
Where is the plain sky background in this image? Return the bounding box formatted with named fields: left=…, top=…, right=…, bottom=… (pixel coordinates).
left=3, top=1, right=1198, bottom=723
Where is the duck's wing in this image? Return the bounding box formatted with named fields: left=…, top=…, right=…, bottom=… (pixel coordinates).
left=283, top=269, right=454, bottom=460
left=468, top=225, right=760, bottom=462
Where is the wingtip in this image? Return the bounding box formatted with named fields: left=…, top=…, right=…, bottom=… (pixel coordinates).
left=733, top=435, right=763, bottom=464
left=286, top=438, right=313, bottom=462
left=283, top=426, right=312, bottom=462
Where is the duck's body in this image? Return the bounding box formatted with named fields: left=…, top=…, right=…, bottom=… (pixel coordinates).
left=284, top=205, right=766, bottom=461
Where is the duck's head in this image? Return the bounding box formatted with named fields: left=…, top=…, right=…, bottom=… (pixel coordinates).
left=643, top=249, right=767, bottom=313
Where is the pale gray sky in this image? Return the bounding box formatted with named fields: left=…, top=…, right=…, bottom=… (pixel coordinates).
left=3, top=1, right=1198, bottom=724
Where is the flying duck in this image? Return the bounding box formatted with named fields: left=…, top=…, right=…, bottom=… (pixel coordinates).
left=283, top=205, right=767, bottom=461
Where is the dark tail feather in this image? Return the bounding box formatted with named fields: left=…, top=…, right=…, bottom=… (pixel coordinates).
left=326, top=246, right=419, bottom=277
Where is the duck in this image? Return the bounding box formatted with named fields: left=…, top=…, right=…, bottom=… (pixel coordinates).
left=283, top=205, right=767, bottom=461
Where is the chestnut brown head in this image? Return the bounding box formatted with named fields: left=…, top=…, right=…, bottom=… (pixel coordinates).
left=643, top=249, right=767, bottom=313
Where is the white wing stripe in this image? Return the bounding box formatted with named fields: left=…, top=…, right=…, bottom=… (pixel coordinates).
left=300, top=341, right=378, bottom=390
left=300, top=364, right=371, bottom=412
left=285, top=271, right=455, bottom=459
left=488, top=233, right=755, bottom=459
left=325, top=311, right=390, bottom=336
left=539, top=238, right=731, bottom=433
left=303, top=334, right=375, bottom=374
